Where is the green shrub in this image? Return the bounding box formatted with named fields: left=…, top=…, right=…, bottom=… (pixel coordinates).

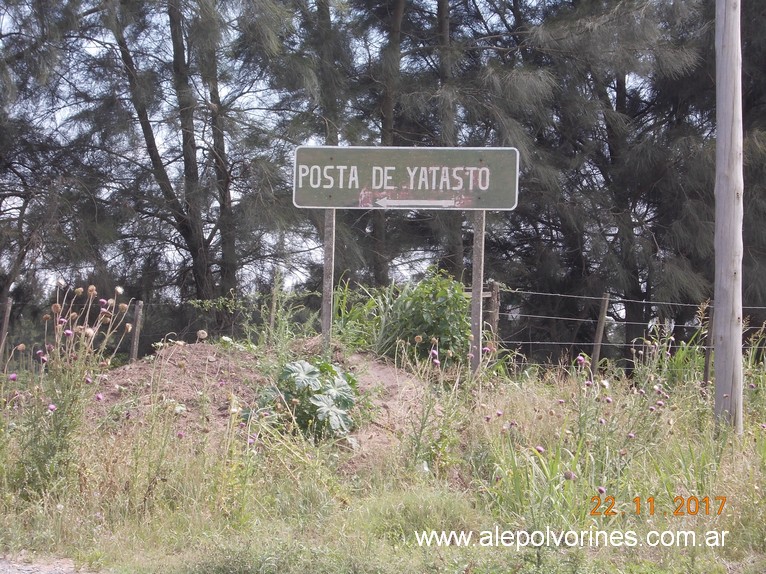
left=374, top=268, right=471, bottom=363
left=257, top=359, right=358, bottom=439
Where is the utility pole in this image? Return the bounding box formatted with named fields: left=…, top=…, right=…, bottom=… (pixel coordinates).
left=713, top=0, right=744, bottom=433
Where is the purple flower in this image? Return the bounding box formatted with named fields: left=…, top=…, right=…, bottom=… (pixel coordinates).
left=84, top=376, right=93, bottom=384
left=433, top=359, right=441, bottom=367
left=430, top=349, right=438, bottom=357
left=576, top=355, right=586, bottom=365
left=177, top=431, right=185, bottom=439
left=597, top=486, right=606, bottom=495
left=467, top=352, right=475, bottom=360
left=627, top=432, right=635, bottom=439
left=535, top=445, right=545, bottom=454
left=95, top=393, right=103, bottom=401
left=484, top=415, right=491, bottom=422
left=58, top=317, right=67, bottom=325
left=496, top=410, right=503, bottom=417
left=749, top=383, right=756, bottom=390
left=585, top=380, right=593, bottom=387
left=649, top=406, right=656, bottom=412
left=482, top=346, right=491, bottom=354
left=564, top=470, right=576, bottom=481
left=64, top=329, right=73, bottom=337
left=40, top=356, right=48, bottom=364
left=605, top=396, right=613, bottom=404
left=656, top=400, right=665, bottom=407
left=598, top=418, right=606, bottom=425
left=8, top=373, right=17, bottom=382
left=48, top=404, right=57, bottom=412
left=99, top=298, right=108, bottom=307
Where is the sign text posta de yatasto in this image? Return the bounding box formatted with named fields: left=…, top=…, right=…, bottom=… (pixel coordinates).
left=293, top=146, right=519, bottom=210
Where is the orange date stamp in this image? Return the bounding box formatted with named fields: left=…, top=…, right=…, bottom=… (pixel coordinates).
left=590, top=495, right=727, bottom=517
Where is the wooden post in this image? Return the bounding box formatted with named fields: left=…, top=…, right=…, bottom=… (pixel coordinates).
left=703, top=304, right=714, bottom=391
left=488, top=281, right=500, bottom=336
left=591, top=293, right=610, bottom=375
left=713, top=0, right=744, bottom=433
left=0, top=297, right=11, bottom=363
left=321, top=209, right=336, bottom=353
left=130, top=300, right=144, bottom=363
left=470, top=211, right=486, bottom=373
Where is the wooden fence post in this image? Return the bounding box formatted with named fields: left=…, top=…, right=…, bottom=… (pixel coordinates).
left=591, top=293, right=610, bottom=375
left=703, top=303, right=714, bottom=391
left=130, top=300, right=144, bottom=363
left=0, top=297, right=11, bottom=363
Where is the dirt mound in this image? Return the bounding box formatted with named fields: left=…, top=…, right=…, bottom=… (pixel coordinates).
left=92, top=343, right=424, bottom=471
left=91, top=341, right=267, bottom=434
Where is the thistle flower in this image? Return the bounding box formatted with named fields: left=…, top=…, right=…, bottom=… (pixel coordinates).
left=627, top=432, right=635, bottom=439
left=414, top=335, right=423, bottom=344
left=605, top=396, right=613, bottom=404
left=99, top=298, right=108, bottom=307
left=576, top=355, right=586, bottom=365
left=58, top=317, right=67, bottom=325
left=51, top=303, right=62, bottom=314
left=9, top=373, right=17, bottom=381
left=119, top=303, right=129, bottom=313
left=48, top=404, right=57, bottom=412
left=433, top=359, right=441, bottom=367
left=564, top=470, right=576, bottom=481
left=74, top=287, right=84, bottom=296
left=535, top=445, right=545, bottom=454
left=95, top=393, right=103, bottom=401
left=64, top=329, right=73, bottom=337
left=15, top=343, right=26, bottom=352
left=430, top=348, right=438, bottom=357
left=597, top=486, right=606, bottom=495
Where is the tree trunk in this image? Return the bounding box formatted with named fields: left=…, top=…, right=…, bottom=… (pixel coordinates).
left=375, top=0, right=407, bottom=287
left=436, top=0, right=463, bottom=279
left=111, top=3, right=217, bottom=300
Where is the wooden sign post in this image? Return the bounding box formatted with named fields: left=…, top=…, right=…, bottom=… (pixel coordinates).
left=294, top=146, right=519, bottom=364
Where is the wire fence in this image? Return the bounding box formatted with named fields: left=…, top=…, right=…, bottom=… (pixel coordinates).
left=2, top=287, right=765, bottom=367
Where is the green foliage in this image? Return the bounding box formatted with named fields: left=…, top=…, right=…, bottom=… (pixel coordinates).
left=258, top=360, right=358, bottom=439
left=337, top=268, right=471, bottom=364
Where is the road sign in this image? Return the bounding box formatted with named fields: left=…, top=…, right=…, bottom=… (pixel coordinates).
left=293, top=146, right=519, bottom=210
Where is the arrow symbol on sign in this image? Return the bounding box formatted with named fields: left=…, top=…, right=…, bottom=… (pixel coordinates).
left=374, top=198, right=457, bottom=208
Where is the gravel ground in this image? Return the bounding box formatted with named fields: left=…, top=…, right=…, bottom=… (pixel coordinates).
left=0, top=557, right=97, bottom=574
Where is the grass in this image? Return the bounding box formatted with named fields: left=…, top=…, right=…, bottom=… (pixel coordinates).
left=0, top=285, right=765, bottom=573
